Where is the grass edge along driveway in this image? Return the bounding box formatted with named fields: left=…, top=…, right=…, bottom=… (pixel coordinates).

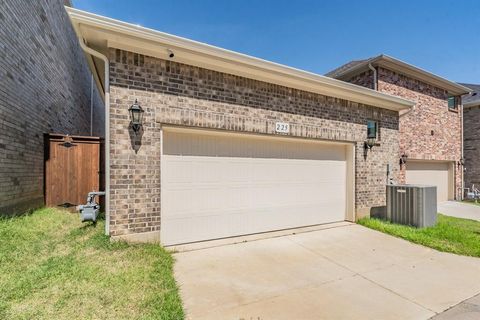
left=0, top=208, right=184, bottom=320
left=358, top=214, right=480, bottom=258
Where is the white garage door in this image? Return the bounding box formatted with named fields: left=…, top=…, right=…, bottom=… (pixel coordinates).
left=161, top=128, right=350, bottom=245
left=406, top=161, right=451, bottom=203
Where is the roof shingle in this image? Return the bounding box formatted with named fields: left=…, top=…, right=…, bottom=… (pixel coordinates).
left=460, top=83, right=480, bottom=106
left=325, top=58, right=373, bottom=78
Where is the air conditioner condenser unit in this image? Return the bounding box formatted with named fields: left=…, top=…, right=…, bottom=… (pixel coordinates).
left=386, top=184, right=437, bottom=228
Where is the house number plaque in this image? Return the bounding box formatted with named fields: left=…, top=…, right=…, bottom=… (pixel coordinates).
left=275, top=122, right=290, bottom=134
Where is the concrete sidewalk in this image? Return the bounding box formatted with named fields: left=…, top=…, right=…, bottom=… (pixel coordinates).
left=438, top=201, right=480, bottom=221
left=174, top=224, right=480, bottom=320
left=432, top=293, right=480, bottom=320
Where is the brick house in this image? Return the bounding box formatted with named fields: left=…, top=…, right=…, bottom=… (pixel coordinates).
left=461, top=83, right=480, bottom=190
left=326, top=55, right=470, bottom=203
left=0, top=0, right=103, bottom=215
left=66, top=8, right=419, bottom=244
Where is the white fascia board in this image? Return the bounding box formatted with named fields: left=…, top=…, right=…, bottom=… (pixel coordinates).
left=379, top=55, right=472, bottom=95
left=336, top=55, right=471, bottom=96
left=464, top=101, right=480, bottom=108
left=66, top=7, right=414, bottom=111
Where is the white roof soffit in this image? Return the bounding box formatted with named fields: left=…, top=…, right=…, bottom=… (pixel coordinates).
left=335, top=55, right=471, bottom=96
left=66, top=7, right=414, bottom=111
left=464, top=101, right=480, bottom=108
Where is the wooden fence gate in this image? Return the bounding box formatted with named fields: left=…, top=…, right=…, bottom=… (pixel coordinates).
left=45, top=134, right=103, bottom=207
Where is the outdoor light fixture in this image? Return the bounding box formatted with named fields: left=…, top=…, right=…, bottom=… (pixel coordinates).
left=400, top=154, right=408, bottom=166
left=364, top=120, right=377, bottom=150
left=364, top=138, right=376, bottom=150
left=458, top=157, right=465, bottom=166
left=128, top=99, right=144, bottom=133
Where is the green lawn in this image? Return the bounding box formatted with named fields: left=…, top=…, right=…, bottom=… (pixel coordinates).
left=0, top=208, right=184, bottom=320
left=358, top=214, right=480, bottom=257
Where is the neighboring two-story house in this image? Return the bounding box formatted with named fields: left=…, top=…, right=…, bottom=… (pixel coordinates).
left=461, top=83, right=480, bottom=191
left=327, top=55, right=470, bottom=203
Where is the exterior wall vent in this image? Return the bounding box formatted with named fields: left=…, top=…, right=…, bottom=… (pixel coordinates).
left=386, top=184, right=437, bottom=228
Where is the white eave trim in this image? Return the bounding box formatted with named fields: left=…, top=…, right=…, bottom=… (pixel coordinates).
left=334, top=55, right=471, bottom=96
left=464, top=101, right=480, bottom=108
left=66, top=7, right=414, bottom=111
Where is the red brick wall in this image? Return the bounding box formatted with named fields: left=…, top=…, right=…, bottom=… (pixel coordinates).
left=377, top=67, right=462, bottom=198
left=348, top=70, right=375, bottom=90
left=344, top=67, right=463, bottom=198
left=339, top=67, right=463, bottom=199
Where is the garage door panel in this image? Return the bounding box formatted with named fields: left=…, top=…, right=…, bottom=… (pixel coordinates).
left=164, top=130, right=346, bottom=160
left=162, top=130, right=349, bottom=245
left=225, top=160, right=251, bottom=182
left=163, top=159, right=193, bottom=183
left=162, top=203, right=344, bottom=245
left=406, top=161, right=451, bottom=203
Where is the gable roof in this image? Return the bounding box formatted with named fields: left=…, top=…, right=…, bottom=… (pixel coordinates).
left=325, top=59, right=369, bottom=78
left=326, top=54, right=471, bottom=96
left=65, top=7, right=414, bottom=112
left=461, top=83, right=480, bottom=107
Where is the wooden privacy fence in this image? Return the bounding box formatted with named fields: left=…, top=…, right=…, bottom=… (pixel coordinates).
left=45, top=134, right=103, bottom=207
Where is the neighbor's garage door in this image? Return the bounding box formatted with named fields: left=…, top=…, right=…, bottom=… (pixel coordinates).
left=406, top=161, right=451, bottom=203
left=161, top=128, right=349, bottom=245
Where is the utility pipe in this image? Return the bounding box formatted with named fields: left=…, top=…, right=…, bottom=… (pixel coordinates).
left=368, top=63, right=377, bottom=91
left=90, top=74, right=93, bottom=136
left=78, top=39, right=110, bottom=236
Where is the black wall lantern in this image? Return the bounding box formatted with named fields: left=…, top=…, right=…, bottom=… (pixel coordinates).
left=364, top=137, right=376, bottom=150
left=128, top=99, right=145, bottom=133
left=458, top=157, right=465, bottom=167
left=400, top=153, right=408, bottom=166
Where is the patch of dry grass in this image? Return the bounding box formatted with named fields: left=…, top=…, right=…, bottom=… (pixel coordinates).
left=0, top=208, right=184, bottom=320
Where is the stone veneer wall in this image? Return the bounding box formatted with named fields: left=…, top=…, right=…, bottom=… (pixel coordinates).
left=464, top=105, right=480, bottom=189
left=376, top=67, right=462, bottom=198
left=0, top=0, right=104, bottom=215
left=108, top=49, right=400, bottom=237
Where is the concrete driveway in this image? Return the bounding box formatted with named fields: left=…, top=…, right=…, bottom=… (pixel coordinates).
left=439, top=201, right=480, bottom=221
left=174, top=223, right=480, bottom=320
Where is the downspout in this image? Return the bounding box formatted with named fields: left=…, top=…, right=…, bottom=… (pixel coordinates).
left=399, top=105, right=416, bottom=118
left=90, top=74, right=93, bottom=136
left=368, top=63, right=377, bottom=91
left=78, top=39, right=110, bottom=236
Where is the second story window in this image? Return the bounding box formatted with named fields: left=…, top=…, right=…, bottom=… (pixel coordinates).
left=364, top=120, right=378, bottom=149
left=367, top=120, right=378, bottom=139
left=448, top=96, right=459, bottom=110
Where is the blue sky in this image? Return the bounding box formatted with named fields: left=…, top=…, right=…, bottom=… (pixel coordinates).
left=72, top=0, right=479, bottom=84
